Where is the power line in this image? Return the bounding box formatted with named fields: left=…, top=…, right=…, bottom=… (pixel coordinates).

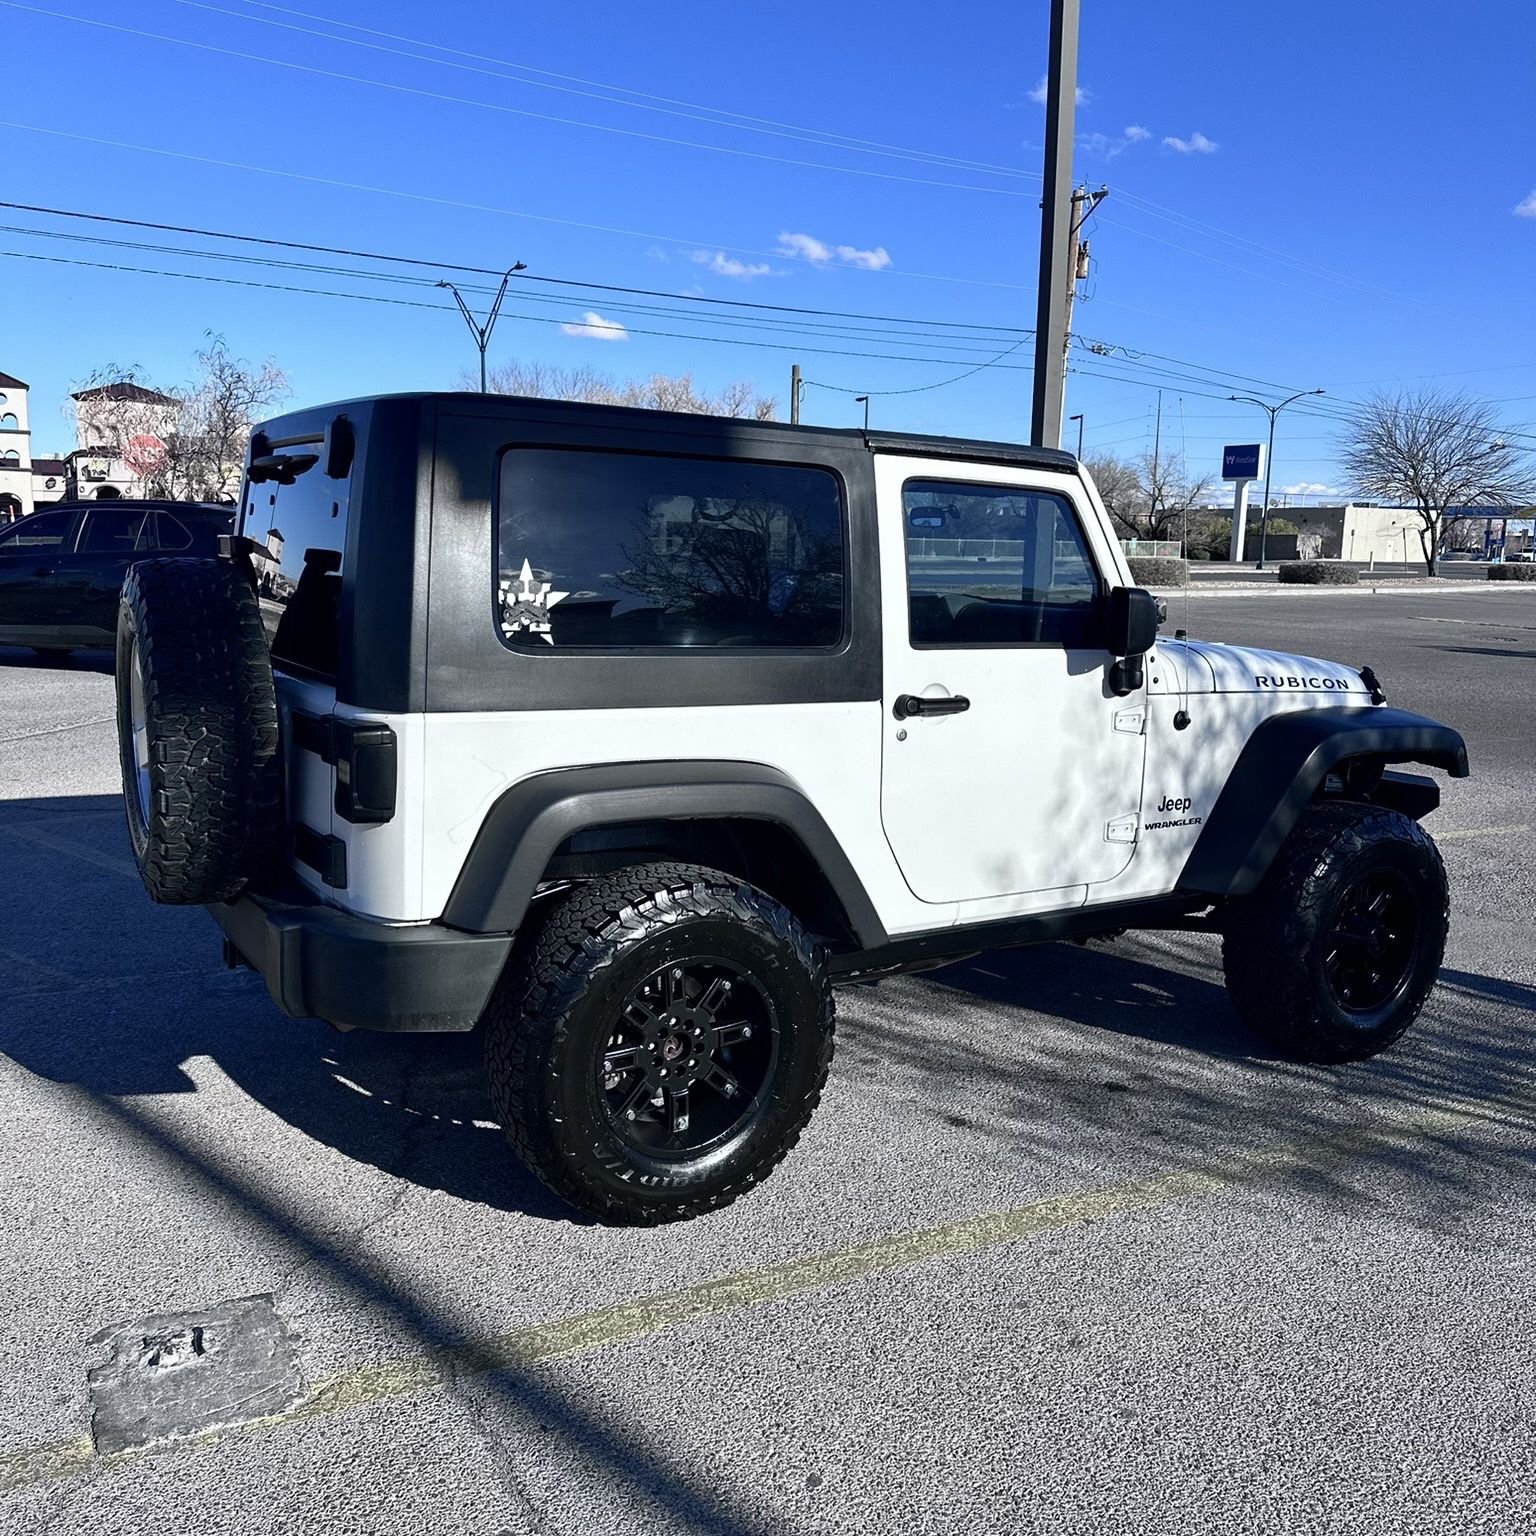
left=0, top=119, right=1039, bottom=295
left=0, top=201, right=1032, bottom=336
left=2, top=2, right=1033, bottom=200
left=802, top=336, right=1035, bottom=399
left=172, top=0, right=1041, bottom=184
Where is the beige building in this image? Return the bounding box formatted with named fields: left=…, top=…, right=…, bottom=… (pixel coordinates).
left=67, top=381, right=180, bottom=500
left=1283, top=504, right=1430, bottom=563
left=0, top=368, right=34, bottom=521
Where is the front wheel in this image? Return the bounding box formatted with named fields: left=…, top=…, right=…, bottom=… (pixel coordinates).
left=1222, top=803, right=1449, bottom=1063
left=483, top=862, right=835, bottom=1224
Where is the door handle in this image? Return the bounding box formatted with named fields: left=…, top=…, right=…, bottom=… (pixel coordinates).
left=894, top=693, right=971, bottom=719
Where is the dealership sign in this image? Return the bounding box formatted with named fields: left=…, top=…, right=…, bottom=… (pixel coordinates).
left=1221, top=443, right=1265, bottom=481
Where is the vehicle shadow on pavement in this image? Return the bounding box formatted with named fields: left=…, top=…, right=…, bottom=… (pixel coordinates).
left=0, top=644, right=115, bottom=674
left=835, top=931, right=1536, bottom=1234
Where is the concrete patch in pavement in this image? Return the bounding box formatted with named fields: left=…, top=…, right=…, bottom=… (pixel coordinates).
left=87, top=1295, right=305, bottom=1456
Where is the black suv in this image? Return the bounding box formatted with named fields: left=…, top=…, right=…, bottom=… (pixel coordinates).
left=0, top=499, right=231, bottom=655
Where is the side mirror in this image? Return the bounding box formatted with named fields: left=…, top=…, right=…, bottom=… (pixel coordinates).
left=1106, top=586, right=1160, bottom=696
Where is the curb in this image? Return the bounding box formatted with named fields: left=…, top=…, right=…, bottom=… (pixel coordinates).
left=1147, top=581, right=1526, bottom=599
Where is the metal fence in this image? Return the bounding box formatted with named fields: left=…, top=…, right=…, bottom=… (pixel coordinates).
left=1118, top=539, right=1182, bottom=559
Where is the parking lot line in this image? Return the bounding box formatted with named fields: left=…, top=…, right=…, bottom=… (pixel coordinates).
left=1435, top=823, right=1531, bottom=841
left=0, top=1087, right=1520, bottom=1501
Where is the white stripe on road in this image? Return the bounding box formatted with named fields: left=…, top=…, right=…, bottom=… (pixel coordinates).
left=0, top=822, right=136, bottom=878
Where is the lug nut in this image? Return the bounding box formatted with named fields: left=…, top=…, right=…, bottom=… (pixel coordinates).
left=625, top=1109, right=636, bottom=1121
left=658, top=1067, right=669, bottom=1079
left=676, top=1115, right=690, bottom=1131
left=741, top=1026, right=752, bottom=1039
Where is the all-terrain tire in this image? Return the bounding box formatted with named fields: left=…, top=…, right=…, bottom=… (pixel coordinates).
left=116, top=558, right=280, bottom=904
left=1222, top=802, right=1448, bottom=1063
left=483, top=862, right=835, bottom=1225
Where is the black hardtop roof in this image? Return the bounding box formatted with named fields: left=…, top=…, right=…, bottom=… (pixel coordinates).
left=254, top=391, right=1081, bottom=474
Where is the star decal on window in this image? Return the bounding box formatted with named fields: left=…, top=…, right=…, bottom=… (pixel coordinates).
left=498, top=558, right=568, bottom=645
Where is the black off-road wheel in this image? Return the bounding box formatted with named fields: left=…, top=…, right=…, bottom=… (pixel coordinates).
left=116, top=558, right=280, bottom=904
left=483, top=862, right=835, bottom=1225
left=1223, top=802, right=1449, bottom=1063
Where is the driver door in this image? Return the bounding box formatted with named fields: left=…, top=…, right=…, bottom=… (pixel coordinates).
left=876, top=456, right=1147, bottom=912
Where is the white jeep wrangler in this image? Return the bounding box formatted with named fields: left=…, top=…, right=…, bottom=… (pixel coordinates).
left=114, top=394, right=1468, bottom=1224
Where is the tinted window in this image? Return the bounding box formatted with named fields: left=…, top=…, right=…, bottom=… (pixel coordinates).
left=242, top=453, right=347, bottom=678
left=903, top=482, right=1102, bottom=647
left=152, top=512, right=194, bottom=552
left=495, top=449, right=844, bottom=651
left=0, top=509, right=75, bottom=549
left=77, top=506, right=154, bottom=553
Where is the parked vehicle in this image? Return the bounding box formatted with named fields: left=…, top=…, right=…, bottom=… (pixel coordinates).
left=0, top=499, right=231, bottom=655
left=113, top=395, right=1468, bottom=1225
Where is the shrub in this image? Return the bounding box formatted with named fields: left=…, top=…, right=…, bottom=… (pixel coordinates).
left=1277, top=561, right=1359, bottom=586
left=1127, top=557, right=1187, bottom=587
left=1488, top=563, right=1536, bottom=581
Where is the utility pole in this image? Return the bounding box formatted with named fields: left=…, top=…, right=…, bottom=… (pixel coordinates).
left=1150, top=390, right=1162, bottom=543
left=1060, top=183, right=1108, bottom=377
left=790, top=363, right=801, bottom=426
left=1228, top=388, right=1325, bottom=568
left=438, top=264, right=527, bottom=392
left=1029, top=0, right=1081, bottom=449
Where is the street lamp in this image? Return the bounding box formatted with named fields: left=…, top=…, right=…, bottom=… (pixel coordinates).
left=855, top=395, right=870, bottom=431
left=1228, top=387, right=1325, bottom=569
left=438, top=264, right=527, bottom=393
left=1069, top=413, right=1084, bottom=458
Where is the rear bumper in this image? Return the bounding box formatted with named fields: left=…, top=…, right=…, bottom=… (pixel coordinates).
left=209, top=888, right=512, bottom=1032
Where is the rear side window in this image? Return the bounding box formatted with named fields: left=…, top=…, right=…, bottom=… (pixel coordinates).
left=495, top=448, right=845, bottom=650
left=903, top=481, right=1103, bottom=648
left=77, top=506, right=154, bottom=553
left=152, top=512, right=194, bottom=552
left=242, top=452, right=348, bottom=679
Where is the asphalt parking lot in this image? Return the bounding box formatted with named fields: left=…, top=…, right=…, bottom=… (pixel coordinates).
left=1, top=587, right=1533, bottom=1536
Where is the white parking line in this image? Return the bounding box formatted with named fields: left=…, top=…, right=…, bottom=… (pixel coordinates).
left=0, top=823, right=136, bottom=878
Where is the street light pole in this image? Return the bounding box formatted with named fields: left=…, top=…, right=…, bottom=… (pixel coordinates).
left=438, top=264, right=527, bottom=392
left=1069, top=413, right=1084, bottom=458
left=1228, top=388, right=1325, bottom=568
left=855, top=395, right=870, bottom=431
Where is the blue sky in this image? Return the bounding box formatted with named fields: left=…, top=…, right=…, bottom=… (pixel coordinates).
left=2, top=0, right=1534, bottom=498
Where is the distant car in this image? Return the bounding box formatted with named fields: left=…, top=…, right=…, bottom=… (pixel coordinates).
left=1508, top=550, right=1535, bottom=563
left=0, top=499, right=232, bottom=655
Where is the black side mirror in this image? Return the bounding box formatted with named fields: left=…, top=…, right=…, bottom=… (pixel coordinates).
left=1107, top=586, right=1160, bottom=695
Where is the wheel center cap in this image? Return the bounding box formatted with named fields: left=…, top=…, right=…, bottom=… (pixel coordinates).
left=661, top=1035, right=686, bottom=1062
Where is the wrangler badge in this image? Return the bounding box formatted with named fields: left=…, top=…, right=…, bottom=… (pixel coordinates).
left=499, top=559, right=568, bottom=645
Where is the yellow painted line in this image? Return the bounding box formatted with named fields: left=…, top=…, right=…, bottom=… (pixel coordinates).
left=0, top=823, right=136, bottom=879
left=0, top=1093, right=1515, bottom=1499
left=1435, top=823, right=1531, bottom=842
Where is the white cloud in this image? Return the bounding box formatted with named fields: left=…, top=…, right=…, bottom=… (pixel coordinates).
left=776, top=231, right=834, bottom=263
left=1163, top=130, right=1218, bottom=154
left=836, top=243, right=892, bottom=271
left=1515, top=191, right=1536, bottom=218
left=1028, top=75, right=1091, bottom=106
left=690, top=249, right=773, bottom=280
left=1280, top=482, right=1341, bottom=497
left=1080, top=124, right=1154, bottom=158
left=643, top=246, right=670, bottom=263
left=560, top=310, right=627, bottom=341
left=776, top=231, right=892, bottom=270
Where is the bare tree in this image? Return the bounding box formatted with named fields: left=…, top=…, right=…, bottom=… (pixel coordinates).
left=1084, top=453, right=1145, bottom=537
left=1085, top=450, right=1211, bottom=542
left=478, top=362, right=777, bottom=420
left=70, top=337, right=288, bottom=501
left=1338, top=388, right=1534, bottom=574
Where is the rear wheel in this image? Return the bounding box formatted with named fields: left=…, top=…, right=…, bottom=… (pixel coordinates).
left=1222, top=803, right=1448, bottom=1062
left=483, top=862, right=834, bottom=1224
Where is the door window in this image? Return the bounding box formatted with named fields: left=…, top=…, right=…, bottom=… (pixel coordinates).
left=0, top=509, right=75, bottom=549
left=902, top=482, right=1103, bottom=648
left=77, top=506, right=154, bottom=553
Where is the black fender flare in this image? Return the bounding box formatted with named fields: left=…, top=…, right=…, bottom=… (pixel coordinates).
left=440, top=760, right=888, bottom=945
left=1178, top=706, right=1469, bottom=898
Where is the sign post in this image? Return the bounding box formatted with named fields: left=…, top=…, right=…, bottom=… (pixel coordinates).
left=1221, top=443, right=1265, bottom=561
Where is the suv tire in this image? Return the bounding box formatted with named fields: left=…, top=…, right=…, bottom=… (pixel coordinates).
left=483, top=862, right=835, bottom=1225
left=1222, top=802, right=1448, bottom=1063
left=116, top=558, right=280, bottom=904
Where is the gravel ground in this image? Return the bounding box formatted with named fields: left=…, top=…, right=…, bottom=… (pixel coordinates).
left=0, top=587, right=1533, bottom=1536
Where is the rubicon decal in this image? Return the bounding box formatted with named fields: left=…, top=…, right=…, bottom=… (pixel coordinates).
left=1254, top=674, right=1352, bottom=690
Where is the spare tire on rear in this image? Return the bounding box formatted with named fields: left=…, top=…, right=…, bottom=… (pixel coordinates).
left=116, top=558, right=280, bottom=904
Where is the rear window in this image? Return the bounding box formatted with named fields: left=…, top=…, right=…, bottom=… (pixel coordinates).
left=494, top=448, right=845, bottom=650
left=242, top=450, right=348, bottom=679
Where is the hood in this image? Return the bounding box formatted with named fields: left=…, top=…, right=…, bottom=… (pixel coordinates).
left=1178, top=642, right=1367, bottom=698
